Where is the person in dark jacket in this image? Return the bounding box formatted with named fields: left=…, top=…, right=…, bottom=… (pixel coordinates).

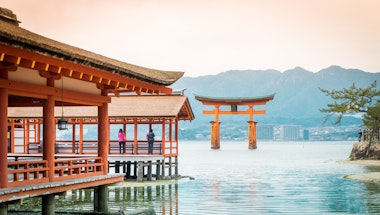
left=147, top=128, right=155, bottom=155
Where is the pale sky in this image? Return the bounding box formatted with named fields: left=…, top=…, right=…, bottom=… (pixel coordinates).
left=2, top=0, right=380, bottom=77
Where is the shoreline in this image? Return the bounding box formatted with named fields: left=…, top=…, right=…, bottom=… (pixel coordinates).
left=340, top=159, right=380, bottom=183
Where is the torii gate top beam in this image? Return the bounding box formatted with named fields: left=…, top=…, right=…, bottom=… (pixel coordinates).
left=195, top=94, right=275, bottom=121
left=194, top=94, right=275, bottom=106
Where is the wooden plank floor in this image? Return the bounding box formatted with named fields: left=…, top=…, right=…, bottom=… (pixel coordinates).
left=0, top=174, right=124, bottom=203
left=3, top=154, right=166, bottom=203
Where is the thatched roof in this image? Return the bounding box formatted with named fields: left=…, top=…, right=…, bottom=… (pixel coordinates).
left=8, top=95, right=194, bottom=121
left=0, top=7, right=184, bottom=86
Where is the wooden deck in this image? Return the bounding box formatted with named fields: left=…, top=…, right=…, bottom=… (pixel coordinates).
left=2, top=153, right=173, bottom=205
left=0, top=174, right=124, bottom=203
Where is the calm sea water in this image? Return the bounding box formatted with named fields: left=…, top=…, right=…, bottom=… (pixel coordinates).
left=12, top=141, right=380, bottom=214
left=172, top=141, right=380, bottom=214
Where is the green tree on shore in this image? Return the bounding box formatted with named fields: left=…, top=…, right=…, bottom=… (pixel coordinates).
left=363, top=101, right=380, bottom=142
left=363, top=101, right=380, bottom=128
left=319, top=81, right=380, bottom=125
left=320, top=81, right=380, bottom=159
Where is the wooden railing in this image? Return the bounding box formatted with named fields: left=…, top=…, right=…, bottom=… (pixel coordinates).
left=162, top=140, right=178, bottom=157
left=54, top=157, right=103, bottom=181
left=109, top=140, right=134, bottom=154
left=28, top=142, right=42, bottom=153
left=109, top=140, right=162, bottom=155
left=7, top=156, right=104, bottom=187
left=8, top=160, right=49, bottom=187
left=25, top=140, right=177, bottom=156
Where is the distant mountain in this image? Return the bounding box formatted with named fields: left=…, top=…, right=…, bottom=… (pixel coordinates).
left=170, top=66, right=380, bottom=139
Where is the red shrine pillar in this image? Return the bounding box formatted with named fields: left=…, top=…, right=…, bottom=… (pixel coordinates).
left=44, top=77, right=56, bottom=181
left=98, top=89, right=109, bottom=174
left=43, top=95, right=56, bottom=180
left=0, top=69, right=8, bottom=188
left=210, top=121, right=220, bottom=149
left=248, top=121, right=257, bottom=149
left=94, top=89, right=110, bottom=213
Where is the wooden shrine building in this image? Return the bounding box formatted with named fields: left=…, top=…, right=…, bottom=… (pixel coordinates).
left=7, top=95, right=194, bottom=182
left=0, top=7, right=190, bottom=215
left=7, top=95, right=194, bottom=156
left=195, top=94, right=275, bottom=149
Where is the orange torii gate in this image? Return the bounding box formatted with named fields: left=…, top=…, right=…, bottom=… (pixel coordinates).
left=195, top=94, right=275, bottom=149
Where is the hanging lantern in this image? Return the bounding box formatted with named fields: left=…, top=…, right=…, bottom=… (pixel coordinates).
left=58, top=118, right=68, bottom=130
left=58, top=74, right=68, bottom=130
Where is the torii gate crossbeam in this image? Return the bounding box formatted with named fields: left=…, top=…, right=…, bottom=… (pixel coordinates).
left=195, top=94, right=275, bottom=149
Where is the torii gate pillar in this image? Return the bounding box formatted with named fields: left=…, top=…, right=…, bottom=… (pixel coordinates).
left=248, top=121, right=257, bottom=149
left=210, top=121, right=220, bottom=149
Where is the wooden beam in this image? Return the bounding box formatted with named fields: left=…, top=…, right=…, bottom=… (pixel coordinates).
left=199, top=100, right=268, bottom=106
left=203, top=109, right=266, bottom=115
left=0, top=79, right=110, bottom=106
left=39, top=70, right=61, bottom=80
left=0, top=62, right=17, bottom=72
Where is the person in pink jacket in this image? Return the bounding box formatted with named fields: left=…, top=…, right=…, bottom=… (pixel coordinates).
left=118, top=129, right=126, bottom=154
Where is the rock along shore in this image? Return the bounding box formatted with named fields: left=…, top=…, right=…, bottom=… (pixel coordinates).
left=343, top=140, right=380, bottom=183
left=349, top=140, right=380, bottom=160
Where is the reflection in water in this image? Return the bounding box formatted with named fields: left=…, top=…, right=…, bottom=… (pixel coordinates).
left=8, top=184, right=179, bottom=214
left=54, top=184, right=179, bottom=214
left=108, top=185, right=176, bottom=214
left=7, top=142, right=380, bottom=214
left=108, top=184, right=178, bottom=214
left=363, top=178, right=380, bottom=214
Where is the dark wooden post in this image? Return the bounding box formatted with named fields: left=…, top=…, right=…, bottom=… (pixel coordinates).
left=137, top=161, right=144, bottom=182
left=156, top=160, right=161, bottom=180
left=0, top=202, right=7, bottom=215
left=42, top=194, right=55, bottom=215
left=175, top=156, right=178, bottom=176
left=94, top=185, right=108, bottom=212
left=147, top=161, right=152, bottom=181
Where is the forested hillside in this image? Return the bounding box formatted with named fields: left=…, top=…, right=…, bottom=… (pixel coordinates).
left=170, top=66, right=379, bottom=139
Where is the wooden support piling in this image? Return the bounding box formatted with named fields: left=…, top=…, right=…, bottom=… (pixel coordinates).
left=134, top=161, right=138, bottom=178
left=161, top=159, right=165, bottom=179
left=94, top=185, right=108, bottom=213
left=169, top=157, right=172, bottom=176
left=147, top=161, right=152, bottom=181
left=137, top=161, right=144, bottom=182
left=156, top=160, right=161, bottom=180
left=175, top=156, right=178, bottom=176
left=115, top=161, right=120, bottom=173
left=126, top=161, right=131, bottom=179
left=0, top=203, right=7, bottom=215
left=42, top=194, right=55, bottom=215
